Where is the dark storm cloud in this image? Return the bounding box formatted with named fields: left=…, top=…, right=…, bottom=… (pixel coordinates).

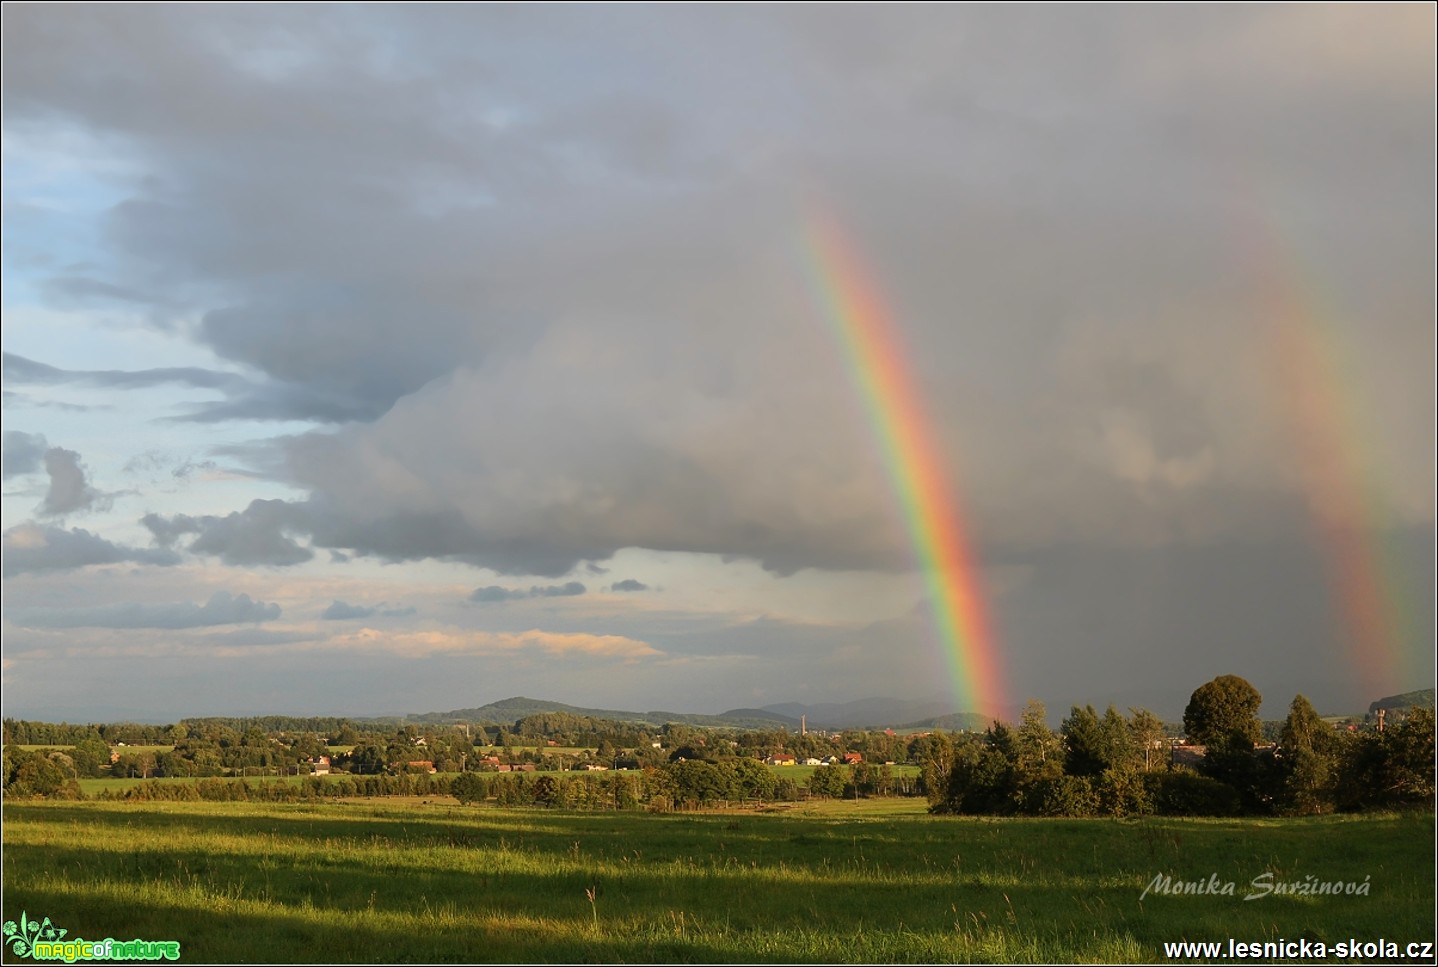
left=11, top=590, right=281, bottom=630
left=2, top=431, right=48, bottom=480
left=38, top=447, right=100, bottom=516
left=4, top=6, right=1432, bottom=583
left=991, top=527, right=1438, bottom=718
left=141, top=499, right=313, bottom=566
left=1, top=523, right=182, bottom=577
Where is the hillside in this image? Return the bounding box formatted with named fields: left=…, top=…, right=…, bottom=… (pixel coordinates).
left=898, top=711, right=993, bottom=732
left=410, top=696, right=799, bottom=731
left=761, top=697, right=962, bottom=729
left=1368, top=688, right=1436, bottom=714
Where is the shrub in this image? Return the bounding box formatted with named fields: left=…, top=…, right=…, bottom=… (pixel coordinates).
left=1149, top=770, right=1242, bottom=816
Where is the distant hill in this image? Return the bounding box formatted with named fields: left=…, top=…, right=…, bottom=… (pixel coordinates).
left=1368, top=688, right=1436, bottom=714
left=410, top=696, right=799, bottom=731
left=714, top=708, right=802, bottom=729
left=898, top=711, right=993, bottom=732
left=760, top=697, right=965, bottom=730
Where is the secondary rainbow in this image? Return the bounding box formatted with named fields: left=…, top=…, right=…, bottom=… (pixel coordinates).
left=1248, top=214, right=1418, bottom=700
left=801, top=209, right=1007, bottom=720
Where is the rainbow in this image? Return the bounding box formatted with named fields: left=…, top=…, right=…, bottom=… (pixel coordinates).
left=1250, top=216, right=1419, bottom=700
left=801, top=209, right=1007, bottom=720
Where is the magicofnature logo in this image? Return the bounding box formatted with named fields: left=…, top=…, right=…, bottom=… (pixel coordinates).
left=4, top=913, right=180, bottom=962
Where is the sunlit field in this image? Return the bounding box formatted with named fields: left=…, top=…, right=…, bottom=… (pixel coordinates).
left=3, top=799, right=1431, bottom=963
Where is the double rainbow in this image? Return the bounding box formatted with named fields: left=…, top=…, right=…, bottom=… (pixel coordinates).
left=801, top=210, right=1007, bottom=720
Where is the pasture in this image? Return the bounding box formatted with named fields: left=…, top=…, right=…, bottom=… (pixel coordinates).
left=2, top=799, right=1432, bottom=963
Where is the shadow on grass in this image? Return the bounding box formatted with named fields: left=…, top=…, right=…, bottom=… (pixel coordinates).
left=3, top=804, right=1432, bottom=964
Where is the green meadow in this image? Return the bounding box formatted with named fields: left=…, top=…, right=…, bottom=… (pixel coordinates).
left=2, top=799, right=1432, bottom=963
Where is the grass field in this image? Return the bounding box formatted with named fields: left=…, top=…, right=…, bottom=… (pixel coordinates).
left=2, top=799, right=1432, bottom=963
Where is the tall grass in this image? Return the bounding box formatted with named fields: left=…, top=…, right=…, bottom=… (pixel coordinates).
left=3, top=800, right=1431, bottom=963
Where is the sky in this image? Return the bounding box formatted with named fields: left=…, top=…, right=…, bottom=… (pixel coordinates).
left=2, top=5, right=1433, bottom=724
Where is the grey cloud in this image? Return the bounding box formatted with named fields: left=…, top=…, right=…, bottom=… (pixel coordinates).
left=469, top=582, right=586, bottom=603
left=12, top=590, right=281, bottom=629
left=320, top=601, right=373, bottom=624
left=202, top=628, right=317, bottom=647
left=611, top=579, right=649, bottom=592
left=5, top=6, right=1432, bottom=577
left=142, top=499, right=313, bottom=566
left=2, top=431, right=48, bottom=480
left=2, top=351, right=361, bottom=425
left=322, top=599, right=419, bottom=619
left=3, top=351, right=247, bottom=393
left=1, top=523, right=182, bottom=577
left=532, top=581, right=586, bottom=598
left=470, top=586, right=524, bottom=603
left=0, top=392, right=106, bottom=412
left=39, top=447, right=100, bottom=516
left=322, top=600, right=377, bottom=620
left=173, top=459, right=218, bottom=480
left=39, top=274, right=176, bottom=309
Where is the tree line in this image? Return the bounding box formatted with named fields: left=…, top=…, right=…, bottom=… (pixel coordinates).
left=927, top=675, right=1434, bottom=817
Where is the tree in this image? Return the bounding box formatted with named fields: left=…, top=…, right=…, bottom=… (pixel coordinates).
left=347, top=743, right=386, bottom=775
left=1099, top=706, right=1133, bottom=769
left=71, top=737, right=112, bottom=778
left=665, top=760, right=737, bottom=806
left=848, top=760, right=874, bottom=797
left=933, top=736, right=1015, bottom=815
left=808, top=765, right=847, bottom=799
left=1383, top=705, right=1436, bottom=804
left=1183, top=675, right=1262, bottom=748
left=732, top=758, right=777, bottom=802
left=451, top=771, right=488, bottom=805
left=531, top=775, right=559, bottom=807
left=1015, top=700, right=1062, bottom=777
left=1278, top=694, right=1336, bottom=815
left=1062, top=705, right=1109, bottom=777
left=916, top=731, right=956, bottom=804
left=1127, top=708, right=1166, bottom=772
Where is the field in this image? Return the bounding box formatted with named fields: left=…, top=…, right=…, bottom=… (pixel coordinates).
left=2, top=798, right=1432, bottom=963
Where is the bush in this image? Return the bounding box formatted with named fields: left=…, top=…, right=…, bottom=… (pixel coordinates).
left=1030, top=775, right=1100, bottom=817
left=1149, top=770, right=1242, bottom=816
left=1098, top=766, right=1153, bottom=817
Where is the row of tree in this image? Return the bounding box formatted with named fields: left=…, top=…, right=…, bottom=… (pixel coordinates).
left=10, top=756, right=882, bottom=809
left=928, top=676, right=1435, bottom=817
